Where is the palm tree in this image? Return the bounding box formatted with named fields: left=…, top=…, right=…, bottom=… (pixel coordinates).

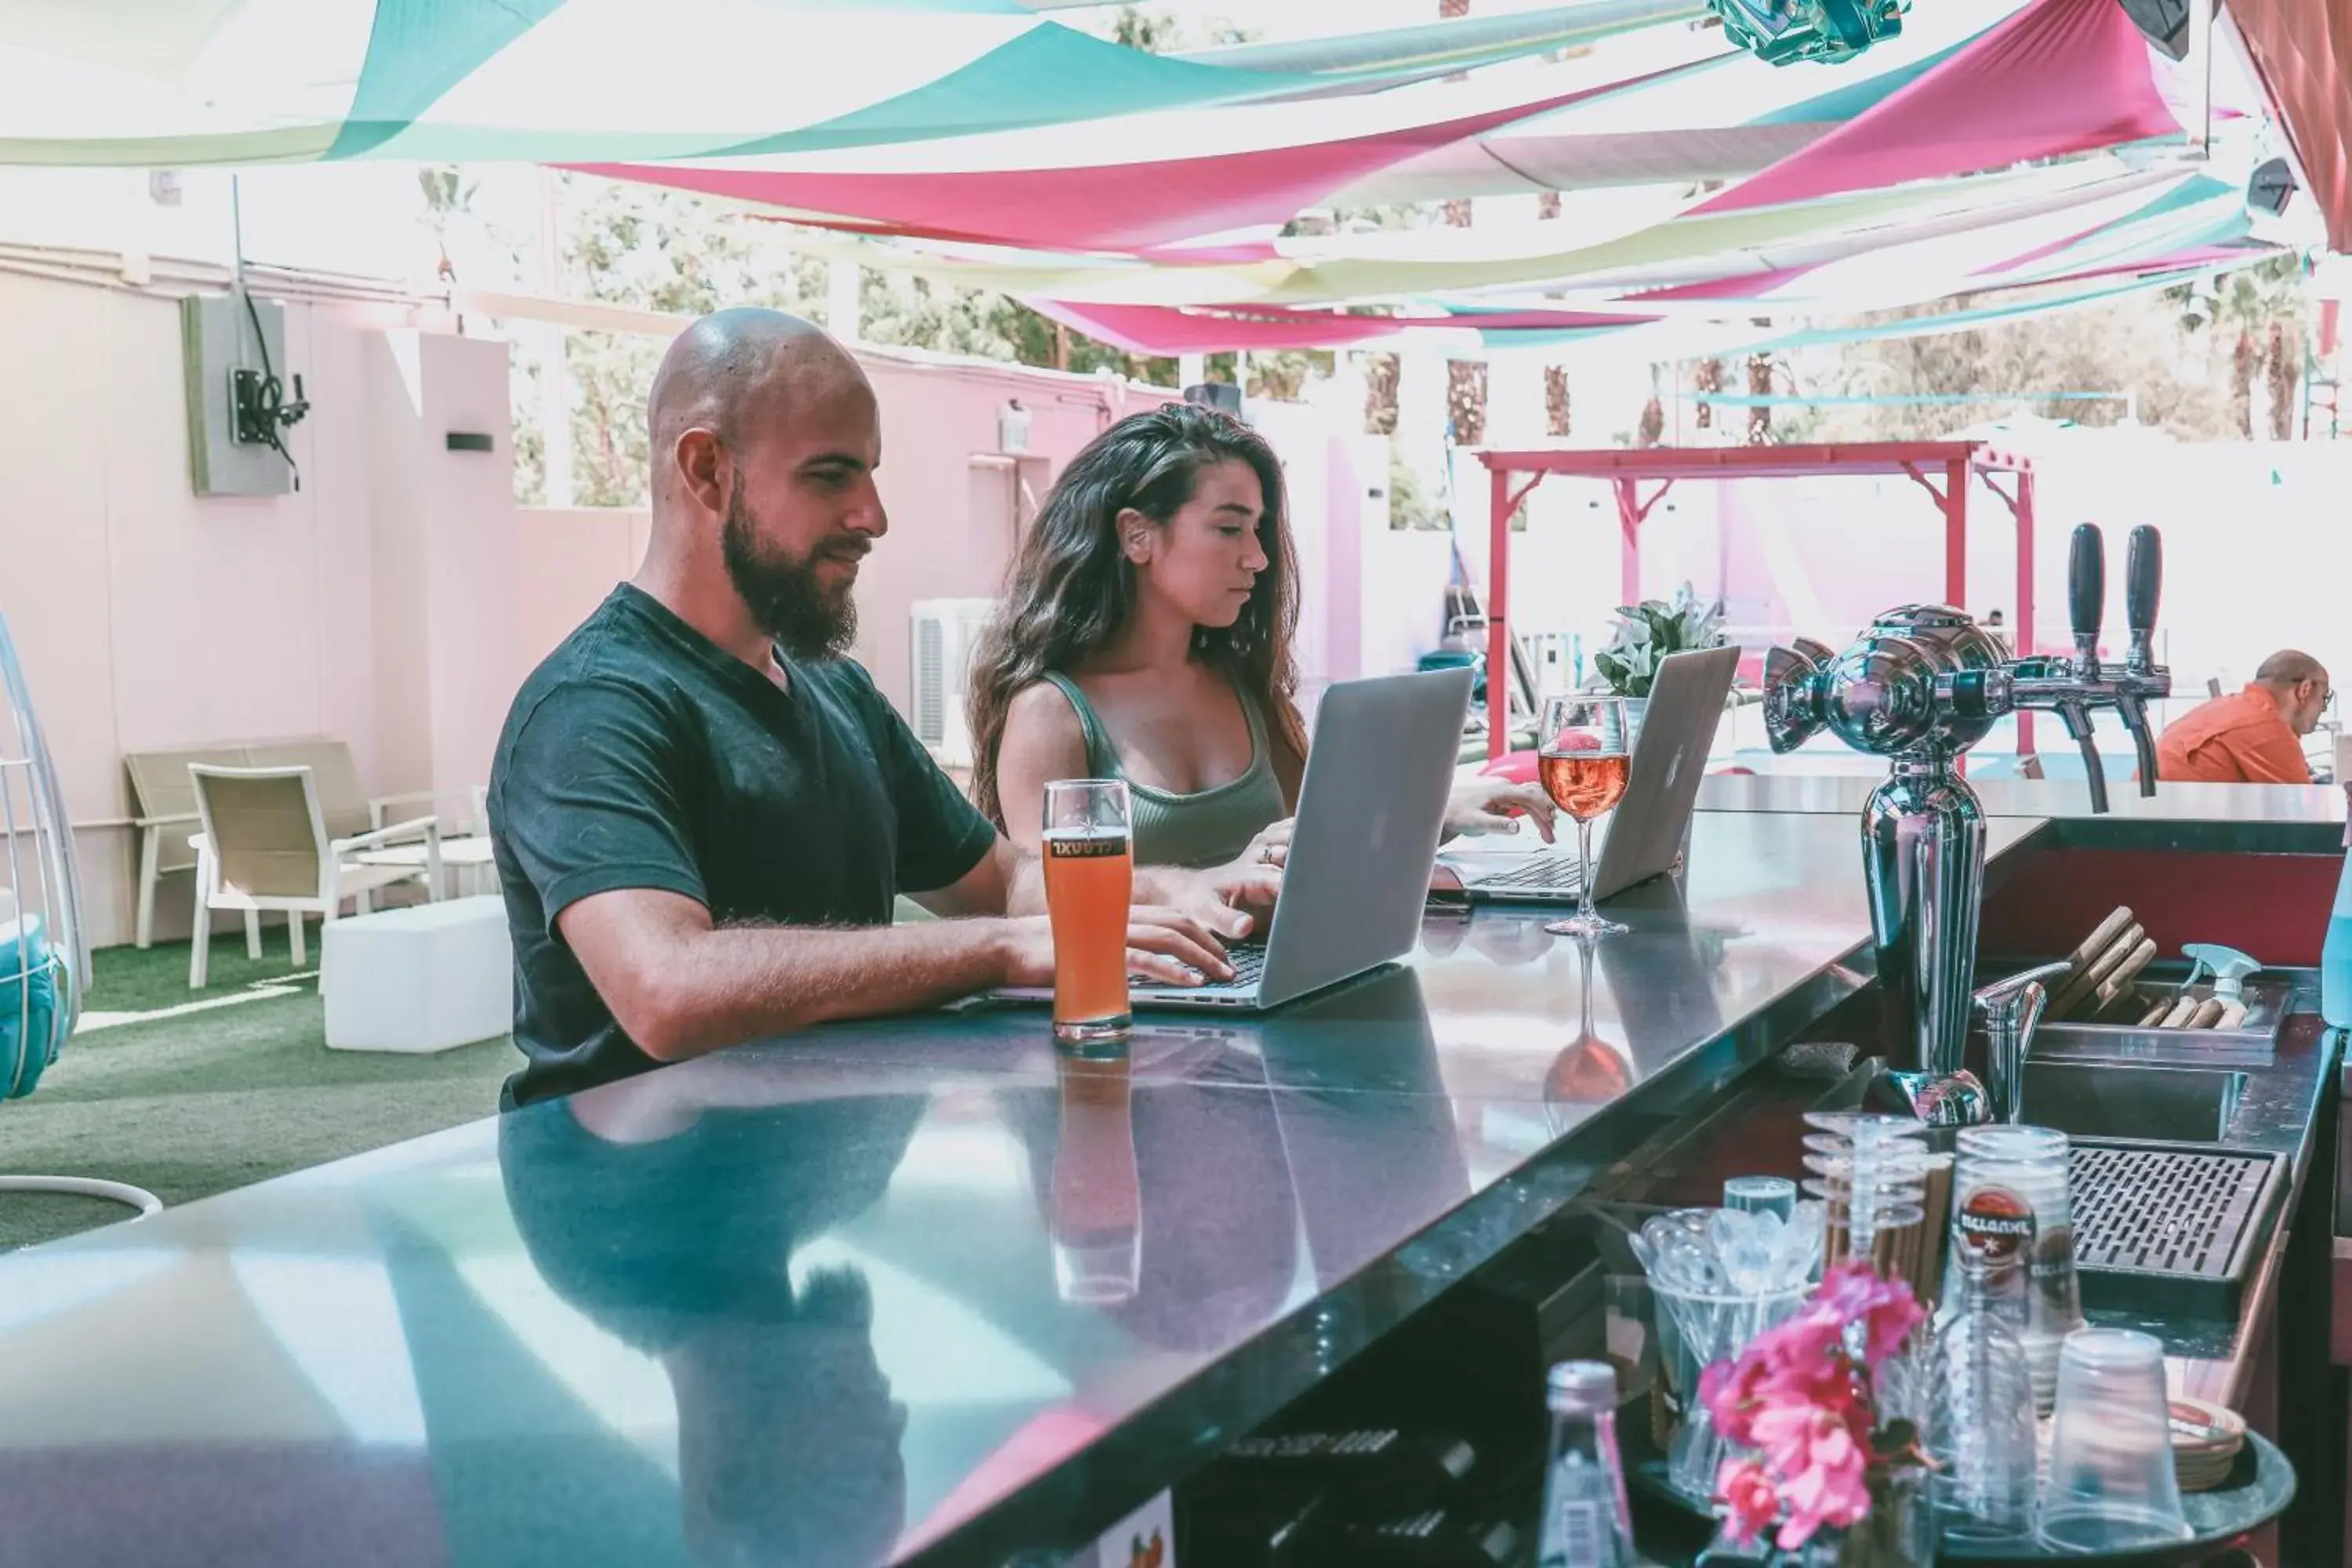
left=1693, top=358, right=1726, bottom=430
left=1365, top=353, right=1401, bottom=434
left=1545, top=365, right=1571, bottom=437
left=2177, top=255, right=2310, bottom=438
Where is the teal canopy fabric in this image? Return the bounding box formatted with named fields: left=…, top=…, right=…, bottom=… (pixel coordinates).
left=0, top=0, right=1642, bottom=166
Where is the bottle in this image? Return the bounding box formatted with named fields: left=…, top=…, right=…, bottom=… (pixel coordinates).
left=1536, top=1360, right=1635, bottom=1568
left=2324, top=788, right=2352, bottom=1029
left=1928, top=1213, right=2038, bottom=1538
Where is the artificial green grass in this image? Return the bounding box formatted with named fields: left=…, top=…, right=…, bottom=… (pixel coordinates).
left=89, top=918, right=324, bottom=1011
left=0, top=927, right=515, bottom=1251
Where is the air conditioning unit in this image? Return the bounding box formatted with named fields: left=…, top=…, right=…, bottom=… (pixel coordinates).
left=909, top=598, right=1000, bottom=769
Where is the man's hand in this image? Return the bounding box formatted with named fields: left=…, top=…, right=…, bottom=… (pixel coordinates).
left=998, top=908, right=1240, bottom=989
left=1446, top=779, right=1558, bottom=842
left=1137, top=861, right=1278, bottom=943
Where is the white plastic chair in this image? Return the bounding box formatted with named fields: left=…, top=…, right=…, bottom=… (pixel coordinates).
left=186, top=765, right=443, bottom=988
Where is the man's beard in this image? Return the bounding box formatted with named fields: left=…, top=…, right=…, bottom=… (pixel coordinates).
left=721, top=486, right=860, bottom=661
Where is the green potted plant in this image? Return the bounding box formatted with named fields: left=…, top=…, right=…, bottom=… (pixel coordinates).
left=1592, top=583, right=1730, bottom=709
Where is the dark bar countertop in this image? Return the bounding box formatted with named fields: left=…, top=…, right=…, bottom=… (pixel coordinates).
left=0, top=801, right=2335, bottom=1566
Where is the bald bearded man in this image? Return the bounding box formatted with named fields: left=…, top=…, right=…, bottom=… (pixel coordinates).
left=489, top=310, right=1266, bottom=1107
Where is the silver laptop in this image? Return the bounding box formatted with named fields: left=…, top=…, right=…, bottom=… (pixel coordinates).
left=1448, top=644, right=1739, bottom=906
left=996, top=667, right=1471, bottom=1014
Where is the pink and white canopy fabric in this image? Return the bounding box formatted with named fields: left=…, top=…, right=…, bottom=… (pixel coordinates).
left=1695, top=0, right=2183, bottom=214
left=565, top=0, right=2269, bottom=350
left=581, top=76, right=1632, bottom=253
left=790, top=158, right=2191, bottom=306
left=1029, top=300, right=1658, bottom=356
left=1334, top=0, right=2020, bottom=205
left=0, top=0, right=2286, bottom=355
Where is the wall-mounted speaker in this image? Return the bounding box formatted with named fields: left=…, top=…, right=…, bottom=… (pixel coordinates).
left=2249, top=156, right=2296, bottom=217
left=2115, top=0, right=2190, bottom=61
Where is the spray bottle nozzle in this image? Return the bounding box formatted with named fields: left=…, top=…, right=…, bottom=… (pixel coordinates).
left=2182, top=943, right=2262, bottom=1000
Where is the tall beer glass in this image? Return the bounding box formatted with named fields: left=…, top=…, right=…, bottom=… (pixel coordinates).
left=1043, top=779, right=1133, bottom=1046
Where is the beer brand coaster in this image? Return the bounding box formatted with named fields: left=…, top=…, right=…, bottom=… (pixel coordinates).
left=2169, top=1397, right=2245, bottom=1490
left=2168, top=1396, right=2245, bottom=1450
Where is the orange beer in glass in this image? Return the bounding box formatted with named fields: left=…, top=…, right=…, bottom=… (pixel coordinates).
left=1043, top=779, right=1133, bottom=1046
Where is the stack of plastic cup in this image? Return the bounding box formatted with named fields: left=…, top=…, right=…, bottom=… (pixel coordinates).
left=2038, top=1328, right=2194, bottom=1553
left=1944, top=1124, right=2085, bottom=1414
left=1928, top=1225, right=2039, bottom=1540
left=1801, top=1112, right=1932, bottom=1287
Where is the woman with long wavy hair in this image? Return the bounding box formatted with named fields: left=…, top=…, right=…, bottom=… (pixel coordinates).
left=968, top=402, right=1550, bottom=873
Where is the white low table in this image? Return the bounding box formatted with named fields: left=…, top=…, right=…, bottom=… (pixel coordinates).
left=355, top=835, right=497, bottom=898
left=321, top=895, right=512, bottom=1054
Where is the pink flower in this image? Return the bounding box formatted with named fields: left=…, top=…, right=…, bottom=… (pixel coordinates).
left=1689, top=1262, right=1918, bottom=1550
left=1753, top=1403, right=1872, bottom=1548
left=1700, top=1309, right=1853, bottom=1447
left=1813, top=1261, right=1926, bottom=1368
left=1715, top=1458, right=1779, bottom=1546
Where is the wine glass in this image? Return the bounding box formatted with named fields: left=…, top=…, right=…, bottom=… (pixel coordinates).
left=1537, top=695, right=1634, bottom=938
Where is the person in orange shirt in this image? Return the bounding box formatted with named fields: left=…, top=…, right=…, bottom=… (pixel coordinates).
left=2154, top=650, right=2332, bottom=784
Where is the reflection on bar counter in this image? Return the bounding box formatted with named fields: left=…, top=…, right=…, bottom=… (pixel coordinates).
left=0, top=786, right=2339, bottom=1563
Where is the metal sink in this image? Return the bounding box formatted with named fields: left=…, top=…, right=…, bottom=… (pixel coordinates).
left=2016, top=1061, right=2245, bottom=1143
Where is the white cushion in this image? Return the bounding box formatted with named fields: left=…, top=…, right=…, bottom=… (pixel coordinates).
left=321, top=895, right=511, bottom=1054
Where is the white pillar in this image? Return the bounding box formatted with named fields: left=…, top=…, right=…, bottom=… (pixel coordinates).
left=1396, top=343, right=1450, bottom=496
left=1486, top=348, right=1548, bottom=448
left=827, top=259, right=862, bottom=343
left=1178, top=352, right=1207, bottom=389
left=365, top=331, right=522, bottom=803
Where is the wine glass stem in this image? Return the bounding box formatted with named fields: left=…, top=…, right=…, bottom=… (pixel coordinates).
left=1576, top=816, right=1598, bottom=926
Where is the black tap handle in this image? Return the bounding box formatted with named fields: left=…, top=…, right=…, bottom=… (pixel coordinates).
left=2126, top=525, right=2161, bottom=638
left=2069, top=524, right=2105, bottom=647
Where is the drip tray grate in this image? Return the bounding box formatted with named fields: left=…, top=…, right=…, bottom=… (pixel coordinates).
left=2067, top=1140, right=2285, bottom=1319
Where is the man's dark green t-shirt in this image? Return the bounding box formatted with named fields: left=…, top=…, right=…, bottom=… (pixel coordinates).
left=488, top=585, right=997, bottom=1108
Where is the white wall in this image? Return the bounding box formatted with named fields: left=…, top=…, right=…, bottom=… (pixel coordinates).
left=0, top=270, right=414, bottom=947
left=514, top=507, right=649, bottom=676
left=365, top=330, right=521, bottom=803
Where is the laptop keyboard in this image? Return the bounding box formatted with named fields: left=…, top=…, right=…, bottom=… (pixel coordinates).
left=1474, top=856, right=1586, bottom=893
left=1143, top=942, right=1266, bottom=994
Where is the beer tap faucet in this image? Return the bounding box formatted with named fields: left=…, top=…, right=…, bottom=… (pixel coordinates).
left=2009, top=526, right=2171, bottom=810
left=1761, top=526, right=2170, bottom=1123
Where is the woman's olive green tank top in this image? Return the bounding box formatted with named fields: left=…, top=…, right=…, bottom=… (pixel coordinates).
left=1037, top=672, right=1287, bottom=869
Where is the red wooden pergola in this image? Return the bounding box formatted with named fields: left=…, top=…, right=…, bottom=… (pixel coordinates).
left=1475, top=441, right=2039, bottom=760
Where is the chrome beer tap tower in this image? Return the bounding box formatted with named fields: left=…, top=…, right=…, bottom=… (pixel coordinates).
left=1762, top=524, right=2170, bottom=1125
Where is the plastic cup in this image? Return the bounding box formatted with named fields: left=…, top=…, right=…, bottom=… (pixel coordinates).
left=2037, top=1328, right=2192, bottom=1554
left=1723, top=1175, right=1797, bottom=1219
